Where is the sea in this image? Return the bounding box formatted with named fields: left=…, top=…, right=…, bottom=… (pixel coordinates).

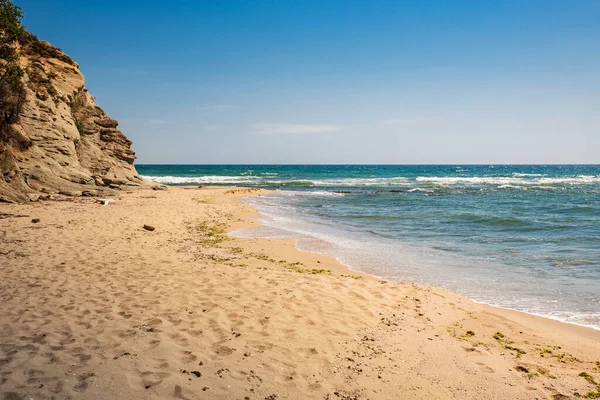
left=138, top=164, right=600, bottom=330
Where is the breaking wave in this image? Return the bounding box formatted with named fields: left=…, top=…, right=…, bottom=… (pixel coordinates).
left=144, top=174, right=600, bottom=187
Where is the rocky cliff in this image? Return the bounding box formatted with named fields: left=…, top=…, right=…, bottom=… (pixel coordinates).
left=0, top=35, right=146, bottom=203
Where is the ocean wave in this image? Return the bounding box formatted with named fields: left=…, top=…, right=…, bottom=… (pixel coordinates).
left=555, top=260, right=595, bottom=268
left=304, top=190, right=346, bottom=197
left=416, top=175, right=600, bottom=186
left=142, top=175, right=264, bottom=184
left=408, top=188, right=434, bottom=193
left=452, top=213, right=524, bottom=226
left=143, top=175, right=414, bottom=187
left=498, top=184, right=521, bottom=189
left=144, top=173, right=600, bottom=188
left=307, top=177, right=411, bottom=186
left=512, top=172, right=545, bottom=177
left=274, top=190, right=346, bottom=197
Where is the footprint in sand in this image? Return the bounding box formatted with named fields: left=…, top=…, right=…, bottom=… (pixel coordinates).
left=147, top=318, right=163, bottom=326
left=476, top=362, right=494, bottom=373
left=462, top=346, right=482, bottom=354
left=73, top=372, right=95, bottom=391
left=117, top=311, right=133, bottom=319
left=180, top=350, right=197, bottom=363
left=173, top=384, right=192, bottom=400
left=139, top=371, right=171, bottom=390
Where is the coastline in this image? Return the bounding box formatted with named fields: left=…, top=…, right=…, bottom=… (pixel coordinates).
left=237, top=190, right=600, bottom=339
left=236, top=190, right=600, bottom=334
left=1, top=186, right=599, bottom=399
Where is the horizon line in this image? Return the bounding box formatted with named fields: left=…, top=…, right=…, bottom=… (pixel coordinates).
left=135, top=163, right=600, bottom=166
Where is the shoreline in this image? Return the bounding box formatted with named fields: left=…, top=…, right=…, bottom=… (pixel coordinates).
left=236, top=190, right=600, bottom=334
left=1, top=186, right=599, bottom=399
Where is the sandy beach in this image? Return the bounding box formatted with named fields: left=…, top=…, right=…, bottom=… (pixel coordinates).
left=1, top=186, right=599, bottom=400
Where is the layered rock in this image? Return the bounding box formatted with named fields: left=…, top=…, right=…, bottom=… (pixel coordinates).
left=0, top=39, right=146, bottom=202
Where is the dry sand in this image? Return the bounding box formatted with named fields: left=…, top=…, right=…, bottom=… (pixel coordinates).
left=1, top=186, right=599, bottom=400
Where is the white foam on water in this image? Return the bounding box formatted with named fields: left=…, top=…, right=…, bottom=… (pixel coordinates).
left=308, top=177, right=411, bottom=186
left=142, top=175, right=416, bottom=187
left=512, top=172, right=545, bottom=177
left=142, top=175, right=264, bottom=184
left=268, top=190, right=346, bottom=197
left=416, top=175, right=600, bottom=186
left=408, top=188, right=434, bottom=193
left=299, top=190, right=347, bottom=197
left=498, top=185, right=521, bottom=189
left=145, top=173, right=600, bottom=187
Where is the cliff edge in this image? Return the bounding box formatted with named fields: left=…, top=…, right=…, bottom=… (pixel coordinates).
left=1, top=2, right=146, bottom=202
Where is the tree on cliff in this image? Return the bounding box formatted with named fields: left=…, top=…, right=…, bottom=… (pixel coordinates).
left=0, top=0, right=26, bottom=136
left=0, top=0, right=24, bottom=42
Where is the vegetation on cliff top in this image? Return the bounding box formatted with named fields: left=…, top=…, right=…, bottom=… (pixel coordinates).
left=1, top=0, right=76, bottom=143
left=0, top=0, right=26, bottom=135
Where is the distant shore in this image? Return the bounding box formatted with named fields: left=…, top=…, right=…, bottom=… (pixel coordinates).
left=1, top=186, right=599, bottom=399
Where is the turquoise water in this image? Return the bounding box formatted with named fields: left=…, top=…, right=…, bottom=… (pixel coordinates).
left=138, top=165, right=600, bottom=329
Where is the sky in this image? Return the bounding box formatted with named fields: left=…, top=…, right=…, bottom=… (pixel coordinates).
left=17, top=0, right=600, bottom=164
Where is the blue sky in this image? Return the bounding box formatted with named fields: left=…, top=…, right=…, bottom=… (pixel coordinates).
left=18, top=0, right=600, bottom=164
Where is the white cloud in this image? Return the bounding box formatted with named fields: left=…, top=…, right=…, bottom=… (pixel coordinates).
left=254, top=123, right=341, bottom=135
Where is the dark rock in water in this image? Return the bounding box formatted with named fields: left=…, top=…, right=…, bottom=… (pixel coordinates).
left=143, top=225, right=155, bottom=231
left=334, top=191, right=352, bottom=194
left=375, top=189, right=405, bottom=194
left=31, top=218, right=40, bottom=223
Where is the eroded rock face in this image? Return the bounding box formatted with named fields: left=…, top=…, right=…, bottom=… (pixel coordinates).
left=0, top=41, right=145, bottom=202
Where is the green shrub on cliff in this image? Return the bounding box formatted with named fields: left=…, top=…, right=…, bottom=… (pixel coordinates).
left=1, top=0, right=76, bottom=141
left=0, top=0, right=26, bottom=135
left=20, top=32, right=77, bottom=66
left=0, top=0, right=24, bottom=44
